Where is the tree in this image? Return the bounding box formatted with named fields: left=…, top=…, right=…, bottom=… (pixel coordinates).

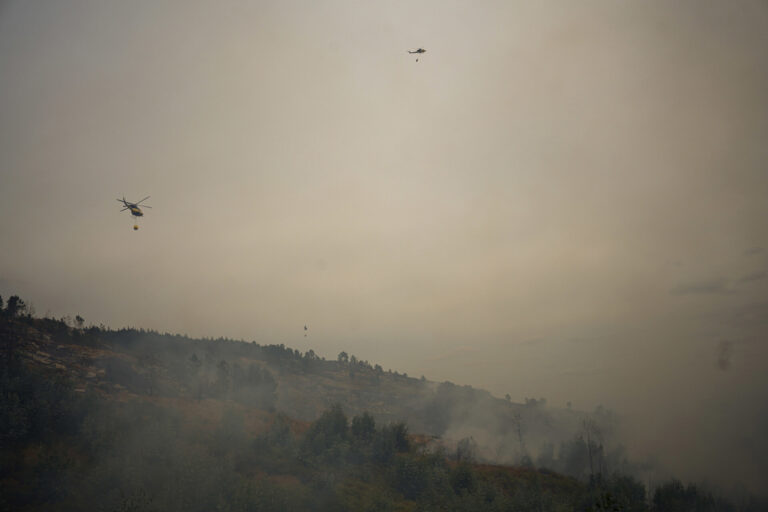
left=388, top=422, right=410, bottom=452
left=267, top=414, right=293, bottom=447
left=75, top=315, right=85, bottom=328
left=5, top=295, right=26, bottom=317
left=652, top=480, right=706, bottom=511
left=187, top=353, right=201, bottom=372
left=337, top=351, right=348, bottom=364
left=351, top=412, right=376, bottom=441
left=302, top=404, right=348, bottom=457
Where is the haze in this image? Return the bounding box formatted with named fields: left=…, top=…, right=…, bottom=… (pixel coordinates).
left=1, top=0, right=767, bottom=493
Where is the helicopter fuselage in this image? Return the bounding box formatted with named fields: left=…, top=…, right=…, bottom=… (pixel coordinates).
left=118, top=196, right=150, bottom=222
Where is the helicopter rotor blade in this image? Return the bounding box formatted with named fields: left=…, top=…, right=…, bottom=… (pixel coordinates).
left=135, top=196, right=151, bottom=205
left=140, top=205, right=152, bottom=208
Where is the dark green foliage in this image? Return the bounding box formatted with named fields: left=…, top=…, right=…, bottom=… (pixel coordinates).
left=386, top=422, right=410, bottom=452
left=301, top=403, right=350, bottom=467
left=0, top=349, right=94, bottom=509
left=392, top=455, right=432, bottom=500
left=267, top=414, right=293, bottom=446
left=0, top=352, right=88, bottom=445
left=4, top=295, right=26, bottom=317
left=606, top=475, right=647, bottom=512
left=451, top=463, right=477, bottom=495
left=588, top=491, right=623, bottom=512
left=652, top=479, right=735, bottom=512
left=108, top=488, right=157, bottom=512
left=305, top=404, right=348, bottom=447
left=34, top=317, right=72, bottom=344
left=371, top=426, right=397, bottom=466
left=249, top=415, right=299, bottom=476
left=351, top=412, right=376, bottom=441
left=367, top=422, right=409, bottom=467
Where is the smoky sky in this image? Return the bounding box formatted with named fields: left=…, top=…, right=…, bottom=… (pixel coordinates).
left=716, top=340, right=735, bottom=371
left=1, top=0, right=768, bottom=493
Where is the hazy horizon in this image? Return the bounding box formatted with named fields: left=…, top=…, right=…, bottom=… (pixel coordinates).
left=2, top=0, right=767, bottom=493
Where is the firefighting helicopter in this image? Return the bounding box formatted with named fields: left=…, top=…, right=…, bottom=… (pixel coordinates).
left=408, top=48, right=426, bottom=61
left=117, top=196, right=151, bottom=230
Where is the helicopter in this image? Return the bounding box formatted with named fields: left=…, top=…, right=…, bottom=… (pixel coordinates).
left=408, top=48, right=426, bottom=61
left=117, top=196, right=151, bottom=230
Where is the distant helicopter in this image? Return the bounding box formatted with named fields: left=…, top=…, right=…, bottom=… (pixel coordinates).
left=117, top=196, right=151, bottom=230
left=408, top=48, right=426, bottom=61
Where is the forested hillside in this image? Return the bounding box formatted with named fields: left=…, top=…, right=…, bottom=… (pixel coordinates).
left=2, top=295, right=763, bottom=511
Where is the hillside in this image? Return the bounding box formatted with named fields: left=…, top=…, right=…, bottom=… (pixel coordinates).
left=6, top=307, right=599, bottom=460
left=2, top=298, right=763, bottom=511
